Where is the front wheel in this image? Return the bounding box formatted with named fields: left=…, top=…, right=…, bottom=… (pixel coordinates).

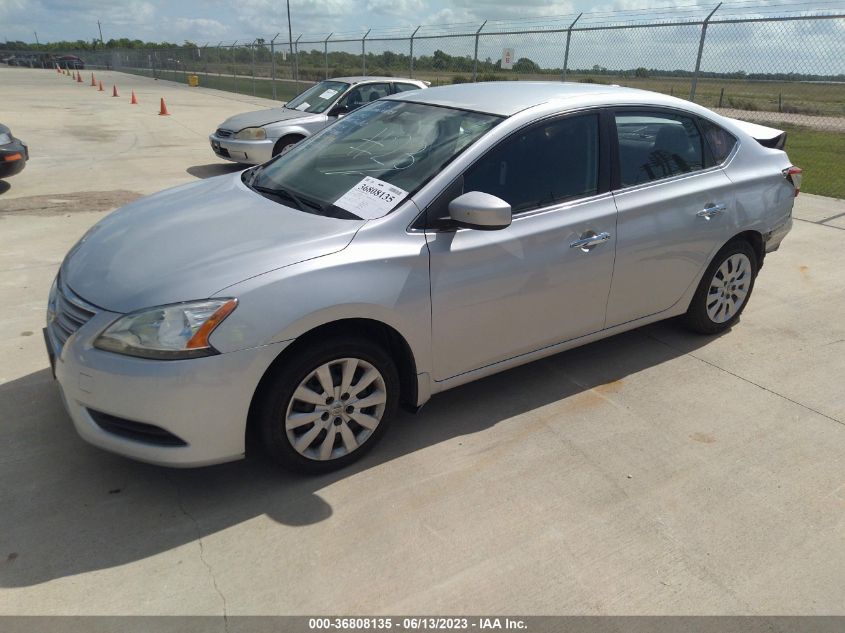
left=684, top=240, right=758, bottom=335
left=257, top=337, right=399, bottom=474
left=273, top=135, right=304, bottom=157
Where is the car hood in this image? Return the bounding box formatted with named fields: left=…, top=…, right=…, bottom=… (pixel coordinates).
left=218, top=107, right=320, bottom=131
left=61, top=174, right=365, bottom=313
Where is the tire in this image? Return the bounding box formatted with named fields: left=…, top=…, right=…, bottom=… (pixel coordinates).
left=257, top=337, right=400, bottom=474
left=683, top=239, right=759, bottom=335
left=272, top=135, right=304, bottom=157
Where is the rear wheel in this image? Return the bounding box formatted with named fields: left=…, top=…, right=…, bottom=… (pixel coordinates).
left=684, top=239, right=758, bottom=334
left=257, top=337, right=399, bottom=473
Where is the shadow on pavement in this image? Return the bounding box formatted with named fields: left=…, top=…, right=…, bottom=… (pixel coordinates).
left=186, top=163, right=244, bottom=180
left=0, top=181, right=11, bottom=195
left=0, top=319, right=719, bottom=588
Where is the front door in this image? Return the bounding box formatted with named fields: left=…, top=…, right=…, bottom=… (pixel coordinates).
left=426, top=112, right=618, bottom=381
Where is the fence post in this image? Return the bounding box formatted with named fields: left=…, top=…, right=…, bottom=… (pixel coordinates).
left=690, top=3, right=721, bottom=101
left=251, top=40, right=257, bottom=96
left=409, top=25, right=421, bottom=77
left=472, top=20, right=487, bottom=82
left=202, top=43, right=208, bottom=76
left=271, top=33, right=280, bottom=100
left=294, top=35, right=301, bottom=89
left=324, top=33, right=333, bottom=80
left=562, top=13, right=582, bottom=82
left=232, top=41, right=238, bottom=93
left=362, top=29, right=371, bottom=76
left=217, top=42, right=222, bottom=81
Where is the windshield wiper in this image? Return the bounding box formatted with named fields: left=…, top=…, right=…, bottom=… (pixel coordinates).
left=251, top=183, right=308, bottom=211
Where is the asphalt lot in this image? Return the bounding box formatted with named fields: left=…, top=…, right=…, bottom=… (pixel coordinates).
left=0, top=67, right=843, bottom=616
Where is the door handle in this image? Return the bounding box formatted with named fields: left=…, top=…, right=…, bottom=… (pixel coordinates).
left=570, top=231, right=611, bottom=250
left=697, top=203, right=727, bottom=220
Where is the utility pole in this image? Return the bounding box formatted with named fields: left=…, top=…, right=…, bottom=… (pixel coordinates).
left=97, top=20, right=104, bottom=44
left=34, top=31, right=39, bottom=46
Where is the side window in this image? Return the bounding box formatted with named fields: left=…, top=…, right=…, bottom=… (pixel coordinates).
left=463, top=114, right=600, bottom=214
left=339, top=84, right=390, bottom=112
left=615, top=112, right=705, bottom=187
left=361, top=83, right=391, bottom=103
left=393, top=83, right=421, bottom=93
left=698, top=118, right=737, bottom=165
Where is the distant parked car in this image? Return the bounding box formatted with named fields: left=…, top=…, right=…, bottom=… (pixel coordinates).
left=55, top=55, right=85, bottom=70
left=0, top=124, right=28, bottom=180
left=209, top=76, right=428, bottom=164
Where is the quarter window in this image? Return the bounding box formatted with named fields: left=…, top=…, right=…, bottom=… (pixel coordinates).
left=394, top=83, right=421, bottom=93
left=698, top=118, right=737, bottom=164
left=464, top=114, right=600, bottom=214
left=615, top=112, right=705, bottom=186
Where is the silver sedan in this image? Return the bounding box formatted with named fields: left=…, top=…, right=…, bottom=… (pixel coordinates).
left=48, top=82, right=798, bottom=472
left=208, top=76, right=428, bottom=164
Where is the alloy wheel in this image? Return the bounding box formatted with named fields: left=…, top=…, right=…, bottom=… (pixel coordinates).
left=706, top=253, right=752, bottom=324
left=284, top=357, right=387, bottom=461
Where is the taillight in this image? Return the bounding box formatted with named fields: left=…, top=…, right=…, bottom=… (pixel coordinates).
left=783, top=166, right=802, bottom=197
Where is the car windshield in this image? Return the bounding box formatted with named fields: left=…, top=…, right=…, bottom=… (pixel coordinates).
left=284, top=81, right=350, bottom=114
left=245, top=100, right=502, bottom=220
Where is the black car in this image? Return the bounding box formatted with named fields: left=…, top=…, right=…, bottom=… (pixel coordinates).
left=55, top=55, right=85, bottom=70
left=0, top=124, right=28, bottom=179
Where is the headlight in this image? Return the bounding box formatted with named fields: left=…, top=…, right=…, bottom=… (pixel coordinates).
left=0, top=132, right=12, bottom=145
left=234, top=127, right=266, bottom=140
left=94, top=299, right=238, bottom=360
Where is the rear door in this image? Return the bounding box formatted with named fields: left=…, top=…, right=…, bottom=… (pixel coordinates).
left=426, top=111, right=618, bottom=380
left=605, top=109, right=736, bottom=327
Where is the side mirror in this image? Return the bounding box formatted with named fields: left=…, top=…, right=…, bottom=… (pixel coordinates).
left=328, top=104, right=349, bottom=118
left=448, top=191, right=512, bottom=231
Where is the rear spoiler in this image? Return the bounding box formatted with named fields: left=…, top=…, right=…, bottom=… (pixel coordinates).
left=725, top=118, right=787, bottom=150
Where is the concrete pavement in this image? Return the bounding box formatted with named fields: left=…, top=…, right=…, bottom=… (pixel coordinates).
left=0, top=68, right=843, bottom=616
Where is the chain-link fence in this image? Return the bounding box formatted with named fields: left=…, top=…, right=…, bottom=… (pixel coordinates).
left=3, top=6, right=843, bottom=195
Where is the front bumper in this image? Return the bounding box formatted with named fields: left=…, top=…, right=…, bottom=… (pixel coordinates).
left=0, top=139, right=28, bottom=178
left=46, top=305, right=290, bottom=468
left=209, top=133, right=274, bottom=165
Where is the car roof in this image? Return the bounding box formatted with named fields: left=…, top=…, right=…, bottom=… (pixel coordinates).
left=385, top=81, right=689, bottom=116
left=331, top=76, right=423, bottom=85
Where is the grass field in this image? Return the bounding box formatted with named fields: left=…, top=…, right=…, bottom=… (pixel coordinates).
left=772, top=124, right=845, bottom=199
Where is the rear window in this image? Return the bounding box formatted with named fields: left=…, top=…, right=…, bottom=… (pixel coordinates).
left=699, top=118, right=738, bottom=164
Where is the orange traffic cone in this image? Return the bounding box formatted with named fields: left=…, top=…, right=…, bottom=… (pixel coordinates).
left=90, top=73, right=97, bottom=86
left=158, top=97, right=169, bottom=116
left=76, top=71, right=82, bottom=83
left=130, top=90, right=138, bottom=105
left=112, top=85, right=119, bottom=97
left=98, top=80, right=104, bottom=92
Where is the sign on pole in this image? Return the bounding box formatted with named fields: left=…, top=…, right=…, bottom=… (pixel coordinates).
left=501, top=48, right=514, bottom=70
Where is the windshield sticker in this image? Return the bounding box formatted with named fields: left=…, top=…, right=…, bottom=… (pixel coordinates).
left=295, top=102, right=310, bottom=111
left=333, top=177, right=408, bottom=220
left=318, top=88, right=338, bottom=99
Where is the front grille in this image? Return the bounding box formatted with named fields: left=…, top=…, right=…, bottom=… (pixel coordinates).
left=48, top=276, right=97, bottom=351
left=215, top=128, right=233, bottom=138
left=88, top=409, right=188, bottom=447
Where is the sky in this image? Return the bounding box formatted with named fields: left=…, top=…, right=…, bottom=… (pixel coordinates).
left=0, top=0, right=823, bottom=44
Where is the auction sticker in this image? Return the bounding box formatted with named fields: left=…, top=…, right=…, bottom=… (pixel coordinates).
left=334, top=177, right=408, bottom=219
left=319, top=88, right=338, bottom=99
left=295, top=102, right=311, bottom=111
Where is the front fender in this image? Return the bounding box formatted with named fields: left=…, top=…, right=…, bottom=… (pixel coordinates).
left=208, top=218, right=432, bottom=378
